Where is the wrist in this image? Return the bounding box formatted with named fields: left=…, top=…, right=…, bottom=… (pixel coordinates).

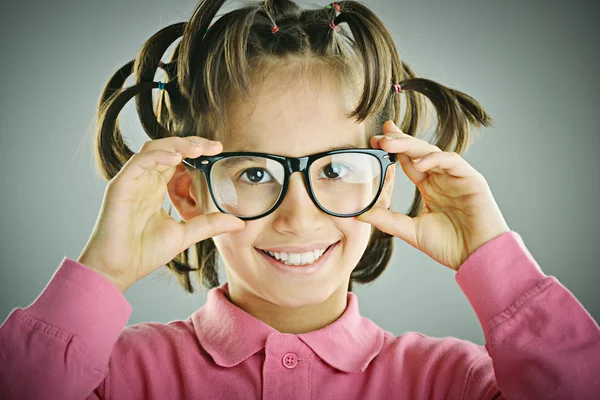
left=77, top=256, right=130, bottom=294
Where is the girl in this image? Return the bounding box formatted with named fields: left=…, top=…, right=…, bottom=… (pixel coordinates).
left=1, top=0, right=598, bottom=399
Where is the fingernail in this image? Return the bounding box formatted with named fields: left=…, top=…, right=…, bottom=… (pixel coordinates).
left=188, top=139, right=204, bottom=146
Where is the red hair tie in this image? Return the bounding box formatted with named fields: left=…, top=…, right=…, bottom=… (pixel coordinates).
left=271, top=25, right=279, bottom=33
left=393, top=83, right=402, bottom=93
left=329, top=20, right=337, bottom=30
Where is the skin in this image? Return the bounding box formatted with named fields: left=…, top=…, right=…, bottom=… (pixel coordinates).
left=167, top=68, right=395, bottom=334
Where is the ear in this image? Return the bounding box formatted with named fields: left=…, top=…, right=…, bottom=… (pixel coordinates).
left=376, top=163, right=395, bottom=209
left=166, top=163, right=204, bottom=222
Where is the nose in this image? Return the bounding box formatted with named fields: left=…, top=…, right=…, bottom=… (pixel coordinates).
left=270, top=172, right=325, bottom=235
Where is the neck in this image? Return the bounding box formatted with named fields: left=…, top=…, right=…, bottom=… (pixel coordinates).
left=226, top=282, right=349, bottom=334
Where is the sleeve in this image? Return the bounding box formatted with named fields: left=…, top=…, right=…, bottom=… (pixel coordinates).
left=455, top=231, right=600, bottom=400
left=0, top=257, right=134, bottom=400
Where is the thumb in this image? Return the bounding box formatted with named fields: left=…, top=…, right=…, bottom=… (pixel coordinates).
left=181, top=212, right=245, bottom=249
left=356, top=207, right=417, bottom=248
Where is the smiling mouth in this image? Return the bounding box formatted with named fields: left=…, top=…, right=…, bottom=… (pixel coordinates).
left=257, top=242, right=337, bottom=266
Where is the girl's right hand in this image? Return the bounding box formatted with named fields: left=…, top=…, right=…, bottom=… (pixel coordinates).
left=76, top=136, right=245, bottom=293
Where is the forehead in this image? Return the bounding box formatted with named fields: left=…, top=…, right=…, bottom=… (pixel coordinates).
left=221, top=66, right=369, bottom=157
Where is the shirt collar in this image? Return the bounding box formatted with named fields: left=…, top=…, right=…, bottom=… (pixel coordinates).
left=192, top=282, right=385, bottom=373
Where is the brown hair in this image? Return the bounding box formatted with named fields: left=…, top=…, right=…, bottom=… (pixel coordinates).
left=92, top=0, right=492, bottom=294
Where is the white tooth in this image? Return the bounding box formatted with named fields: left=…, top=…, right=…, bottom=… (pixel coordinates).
left=264, top=248, right=330, bottom=265
left=301, top=252, right=315, bottom=264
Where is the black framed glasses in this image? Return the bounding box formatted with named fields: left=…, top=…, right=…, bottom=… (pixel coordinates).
left=182, top=148, right=396, bottom=221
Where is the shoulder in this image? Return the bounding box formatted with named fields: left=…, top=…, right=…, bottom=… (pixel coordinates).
left=114, top=318, right=200, bottom=356
left=365, top=330, right=497, bottom=396
left=377, top=330, right=493, bottom=375
left=380, top=329, right=490, bottom=366
left=107, top=318, right=201, bottom=376
left=97, top=318, right=210, bottom=399
left=100, top=318, right=205, bottom=398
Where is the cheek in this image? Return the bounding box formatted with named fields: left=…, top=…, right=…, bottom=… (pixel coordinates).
left=212, top=221, right=264, bottom=261
left=339, top=219, right=372, bottom=255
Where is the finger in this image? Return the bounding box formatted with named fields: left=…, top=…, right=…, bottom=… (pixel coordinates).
left=180, top=212, right=245, bottom=249
left=140, top=136, right=223, bottom=159
left=374, top=121, right=442, bottom=161
left=397, top=153, right=429, bottom=186
left=414, top=151, right=479, bottom=178
left=120, top=149, right=183, bottom=181
left=121, top=136, right=224, bottom=182
left=356, top=207, right=418, bottom=250
left=377, top=135, right=442, bottom=162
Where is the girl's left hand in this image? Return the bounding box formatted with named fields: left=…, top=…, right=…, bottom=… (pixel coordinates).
left=356, top=120, right=511, bottom=272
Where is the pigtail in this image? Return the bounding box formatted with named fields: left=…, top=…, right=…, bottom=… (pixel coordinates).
left=134, top=22, right=187, bottom=140
left=178, top=0, right=226, bottom=112
left=398, top=78, right=492, bottom=153
left=326, top=2, right=392, bottom=123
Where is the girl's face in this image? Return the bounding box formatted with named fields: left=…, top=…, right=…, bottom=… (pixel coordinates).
left=178, top=68, right=394, bottom=316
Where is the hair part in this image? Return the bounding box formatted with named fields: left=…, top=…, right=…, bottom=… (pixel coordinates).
left=92, top=0, right=493, bottom=294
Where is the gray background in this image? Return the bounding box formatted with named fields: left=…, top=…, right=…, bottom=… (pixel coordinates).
left=1, top=0, right=599, bottom=347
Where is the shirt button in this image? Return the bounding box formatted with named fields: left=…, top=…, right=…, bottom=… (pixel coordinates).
left=282, top=352, right=298, bottom=369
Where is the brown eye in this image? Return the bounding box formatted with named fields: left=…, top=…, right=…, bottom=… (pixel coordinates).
left=320, top=163, right=350, bottom=179
left=240, top=168, right=271, bottom=183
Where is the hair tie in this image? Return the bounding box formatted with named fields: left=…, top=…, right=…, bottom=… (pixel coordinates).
left=393, top=83, right=402, bottom=93
left=326, top=3, right=341, bottom=12
left=157, top=81, right=165, bottom=90
left=271, top=25, right=279, bottom=33
left=158, top=61, right=165, bottom=68
left=329, top=20, right=337, bottom=30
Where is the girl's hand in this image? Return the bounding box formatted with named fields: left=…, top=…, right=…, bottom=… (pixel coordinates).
left=357, top=121, right=510, bottom=272
left=77, top=136, right=246, bottom=293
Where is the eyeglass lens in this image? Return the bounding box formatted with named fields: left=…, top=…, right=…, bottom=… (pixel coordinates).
left=210, top=153, right=382, bottom=218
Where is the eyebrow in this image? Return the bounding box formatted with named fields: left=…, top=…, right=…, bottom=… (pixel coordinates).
left=321, top=143, right=359, bottom=152
left=220, top=156, right=265, bottom=168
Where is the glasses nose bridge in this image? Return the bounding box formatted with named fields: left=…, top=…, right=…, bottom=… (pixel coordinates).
left=286, top=156, right=310, bottom=181
left=283, top=156, right=314, bottom=198
left=287, top=157, right=308, bottom=173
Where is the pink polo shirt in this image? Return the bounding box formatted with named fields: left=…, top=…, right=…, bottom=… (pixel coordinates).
left=1, top=231, right=599, bottom=399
